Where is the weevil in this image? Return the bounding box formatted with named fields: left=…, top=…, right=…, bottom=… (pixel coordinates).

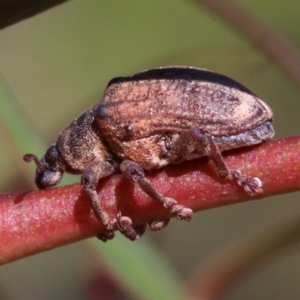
left=24, top=66, right=274, bottom=241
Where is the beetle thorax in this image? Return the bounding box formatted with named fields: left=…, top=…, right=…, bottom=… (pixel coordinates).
left=56, top=108, right=114, bottom=173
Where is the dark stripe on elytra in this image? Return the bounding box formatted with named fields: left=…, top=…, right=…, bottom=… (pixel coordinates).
left=107, top=67, right=255, bottom=96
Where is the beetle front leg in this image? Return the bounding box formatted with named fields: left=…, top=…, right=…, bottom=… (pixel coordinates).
left=81, top=160, right=117, bottom=241
left=175, top=128, right=262, bottom=195
left=148, top=219, right=170, bottom=231
left=82, top=160, right=146, bottom=241
left=120, top=160, right=193, bottom=222
left=115, top=213, right=147, bottom=240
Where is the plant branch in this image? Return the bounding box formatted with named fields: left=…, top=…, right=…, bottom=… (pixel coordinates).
left=1, top=136, right=300, bottom=264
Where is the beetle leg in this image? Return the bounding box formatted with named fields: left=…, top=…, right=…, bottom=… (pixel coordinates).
left=82, top=160, right=146, bottom=242
left=115, top=212, right=147, bottom=240
left=120, top=160, right=193, bottom=221
left=177, top=128, right=263, bottom=195
left=81, top=160, right=117, bottom=241
left=148, top=219, right=170, bottom=231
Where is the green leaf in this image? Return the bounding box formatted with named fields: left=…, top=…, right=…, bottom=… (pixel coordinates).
left=87, top=237, right=190, bottom=300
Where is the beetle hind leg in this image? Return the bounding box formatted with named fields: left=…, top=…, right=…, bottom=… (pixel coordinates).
left=120, top=160, right=193, bottom=222
left=175, top=128, right=263, bottom=195
left=228, top=170, right=262, bottom=195
left=200, top=133, right=263, bottom=195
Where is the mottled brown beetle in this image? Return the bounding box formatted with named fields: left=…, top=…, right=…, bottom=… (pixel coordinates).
left=24, top=66, right=274, bottom=241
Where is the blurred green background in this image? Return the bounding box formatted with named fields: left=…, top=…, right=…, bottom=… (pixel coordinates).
left=1, top=1, right=300, bottom=299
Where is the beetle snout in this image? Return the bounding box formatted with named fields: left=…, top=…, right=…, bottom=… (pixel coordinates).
left=24, top=150, right=64, bottom=189
left=35, top=168, right=62, bottom=189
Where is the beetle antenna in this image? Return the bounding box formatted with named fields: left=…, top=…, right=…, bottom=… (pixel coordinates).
left=23, top=154, right=45, bottom=171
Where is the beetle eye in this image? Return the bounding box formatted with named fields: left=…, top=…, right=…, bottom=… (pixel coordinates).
left=45, top=145, right=59, bottom=165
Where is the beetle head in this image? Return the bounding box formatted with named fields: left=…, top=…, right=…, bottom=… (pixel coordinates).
left=24, top=145, right=64, bottom=189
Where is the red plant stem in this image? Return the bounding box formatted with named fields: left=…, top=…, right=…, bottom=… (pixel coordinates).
left=0, top=136, right=300, bottom=264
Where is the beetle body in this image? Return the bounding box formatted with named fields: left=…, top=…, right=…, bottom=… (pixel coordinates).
left=96, top=67, right=273, bottom=169
left=24, top=66, right=274, bottom=241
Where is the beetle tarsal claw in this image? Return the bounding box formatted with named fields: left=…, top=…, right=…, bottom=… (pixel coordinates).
left=229, top=170, right=263, bottom=195
left=243, top=177, right=263, bottom=195
left=97, top=219, right=117, bottom=242
left=163, top=197, right=193, bottom=221
left=97, top=228, right=115, bottom=242
left=108, top=213, right=145, bottom=241
left=149, top=219, right=170, bottom=231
